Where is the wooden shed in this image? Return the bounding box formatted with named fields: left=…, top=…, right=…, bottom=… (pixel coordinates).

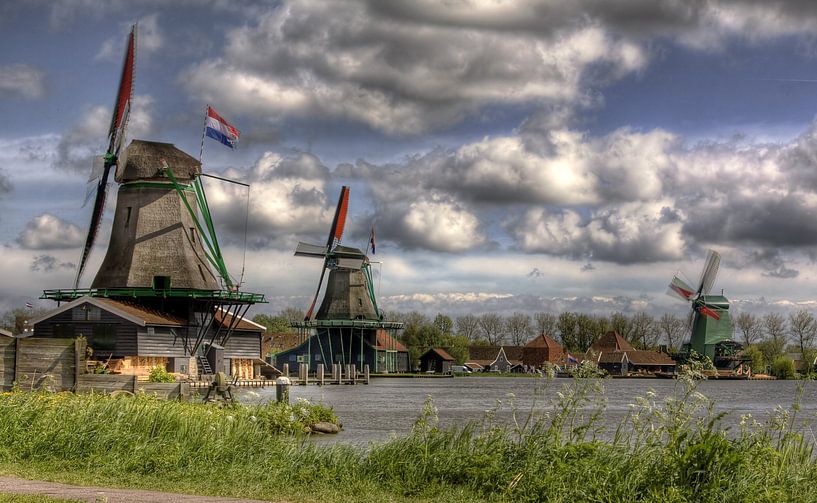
left=420, top=347, right=454, bottom=373
left=586, top=331, right=676, bottom=376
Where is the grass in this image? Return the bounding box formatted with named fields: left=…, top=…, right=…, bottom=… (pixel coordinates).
left=0, top=496, right=81, bottom=503
left=0, top=375, right=815, bottom=502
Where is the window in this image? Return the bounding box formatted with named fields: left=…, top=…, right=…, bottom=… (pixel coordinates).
left=152, top=276, right=171, bottom=290
left=125, top=207, right=132, bottom=227
left=314, top=354, right=322, bottom=362
left=190, top=227, right=196, bottom=244
left=90, top=324, right=117, bottom=352
left=147, top=327, right=155, bottom=336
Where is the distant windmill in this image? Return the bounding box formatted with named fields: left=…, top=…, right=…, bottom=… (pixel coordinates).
left=75, top=24, right=137, bottom=288
left=667, top=249, right=733, bottom=361
left=296, top=186, right=379, bottom=321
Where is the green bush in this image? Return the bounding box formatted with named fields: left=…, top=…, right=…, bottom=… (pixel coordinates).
left=147, top=365, right=176, bottom=383
left=771, top=356, right=797, bottom=379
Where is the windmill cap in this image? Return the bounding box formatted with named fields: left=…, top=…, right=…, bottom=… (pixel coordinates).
left=116, top=139, right=201, bottom=183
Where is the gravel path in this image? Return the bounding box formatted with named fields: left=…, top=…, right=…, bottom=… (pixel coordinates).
left=0, top=476, right=279, bottom=502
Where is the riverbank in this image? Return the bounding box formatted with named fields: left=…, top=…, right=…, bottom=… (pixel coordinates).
left=0, top=380, right=815, bottom=502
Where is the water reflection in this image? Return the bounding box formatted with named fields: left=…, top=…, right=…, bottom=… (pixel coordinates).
left=238, top=377, right=817, bottom=445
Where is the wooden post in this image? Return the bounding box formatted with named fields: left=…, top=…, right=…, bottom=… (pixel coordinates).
left=275, top=376, right=291, bottom=403
left=351, top=365, right=357, bottom=385
left=13, top=337, right=20, bottom=387
left=132, top=374, right=137, bottom=394
left=364, top=364, right=370, bottom=385
left=73, top=338, right=83, bottom=391
left=337, top=364, right=343, bottom=385
left=282, top=363, right=289, bottom=377
left=317, top=363, right=324, bottom=386
left=300, top=363, right=308, bottom=385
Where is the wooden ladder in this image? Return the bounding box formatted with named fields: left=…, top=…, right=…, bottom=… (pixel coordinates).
left=197, top=355, right=213, bottom=375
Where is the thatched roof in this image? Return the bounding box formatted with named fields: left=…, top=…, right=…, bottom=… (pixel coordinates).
left=526, top=334, right=563, bottom=350
left=116, top=139, right=201, bottom=183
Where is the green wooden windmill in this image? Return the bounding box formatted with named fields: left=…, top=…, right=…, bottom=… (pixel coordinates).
left=668, top=249, right=732, bottom=361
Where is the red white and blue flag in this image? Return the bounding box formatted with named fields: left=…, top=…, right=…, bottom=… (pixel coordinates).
left=205, top=106, right=240, bottom=149
left=369, top=226, right=376, bottom=255
left=566, top=353, right=578, bottom=364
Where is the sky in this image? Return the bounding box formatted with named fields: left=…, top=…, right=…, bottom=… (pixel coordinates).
left=3, top=0, right=817, bottom=319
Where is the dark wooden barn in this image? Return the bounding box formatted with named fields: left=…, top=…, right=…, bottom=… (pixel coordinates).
left=522, top=334, right=565, bottom=368
left=420, top=347, right=454, bottom=373
left=466, top=346, right=524, bottom=373
left=586, top=331, right=676, bottom=376
left=30, top=296, right=263, bottom=378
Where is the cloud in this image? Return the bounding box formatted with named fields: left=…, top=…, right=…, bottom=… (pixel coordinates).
left=17, top=214, right=84, bottom=250
left=182, top=0, right=646, bottom=135
left=54, top=95, right=154, bottom=173
left=95, top=14, right=163, bottom=61
left=30, top=254, right=75, bottom=273
left=506, top=200, right=687, bottom=264
left=204, top=151, right=335, bottom=250
left=0, top=64, right=46, bottom=100
left=0, top=171, right=10, bottom=194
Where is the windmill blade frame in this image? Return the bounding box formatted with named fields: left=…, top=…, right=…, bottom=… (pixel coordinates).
left=697, top=249, right=721, bottom=295
left=74, top=24, right=137, bottom=288
left=326, top=186, right=349, bottom=251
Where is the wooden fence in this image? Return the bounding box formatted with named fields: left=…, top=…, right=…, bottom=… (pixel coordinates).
left=0, top=337, right=187, bottom=399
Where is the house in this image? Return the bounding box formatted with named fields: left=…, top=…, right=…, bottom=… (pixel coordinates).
left=30, top=296, right=263, bottom=377
left=420, top=347, right=454, bottom=373
left=586, top=331, right=676, bottom=376
left=275, top=327, right=409, bottom=373
left=522, top=334, right=565, bottom=368
left=466, top=346, right=525, bottom=373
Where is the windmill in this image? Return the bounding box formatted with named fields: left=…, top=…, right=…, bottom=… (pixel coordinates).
left=43, top=24, right=265, bottom=364
left=667, top=249, right=733, bottom=361
left=75, top=24, right=137, bottom=288
left=295, top=186, right=379, bottom=321
left=279, top=186, right=406, bottom=374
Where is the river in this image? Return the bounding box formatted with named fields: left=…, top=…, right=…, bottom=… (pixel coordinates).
left=238, top=377, right=817, bottom=445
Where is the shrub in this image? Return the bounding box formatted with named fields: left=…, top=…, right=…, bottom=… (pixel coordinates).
left=147, top=365, right=176, bottom=383
left=771, top=356, right=797, bottom=379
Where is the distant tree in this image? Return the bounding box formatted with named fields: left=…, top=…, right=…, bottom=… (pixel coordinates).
left=279, top=307, right=306, bottom=322
left=557, top=312, right=578, bottom=351
left=743, top=345, right=765, bottom=374
left=771, top=356, right=797, bottom=380
left=455, top=314, right=480, bottom=341
left=534, top=312, right=558, bottom=337
left=505, top=312, right=533, bottom=346
left=478, top=313, right=505, bottom=345
left=788, top=309, right=817, bottom=360
left=574, top=314, right=603, bottom=352
left=0, top=307, right=47, bottom=334
left=609, top=312, right=633, bottom=341
left=251, top=313, right=292, bottom=334
left=399, top=311, right=430, bottom=334
left=433, top=314, right=453, bottom=336
left=735, top=312, right=762, bottom=346
left=763, top=312, right=787, bottom=358
left=656, top=313, right=686, bottom=351
left=630, top=312, right=657, bottom=349
left=443, top=334, right=470, bottom=364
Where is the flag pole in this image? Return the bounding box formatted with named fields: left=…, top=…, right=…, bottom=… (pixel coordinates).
left=199, top=104, right=209, bottom=163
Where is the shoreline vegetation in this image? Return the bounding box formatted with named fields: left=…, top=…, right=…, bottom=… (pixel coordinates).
left=1, top=372, right=816, bottom=502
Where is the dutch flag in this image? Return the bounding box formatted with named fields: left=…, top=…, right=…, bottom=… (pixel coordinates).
left=205, top=106, right=240, bottom=149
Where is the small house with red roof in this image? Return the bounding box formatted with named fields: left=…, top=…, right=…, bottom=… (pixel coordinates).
left=586, top=331, right=676, bottom=376
left=466, top=345, right=525, bottom=373
left=420, top=347, right=454, bottom=373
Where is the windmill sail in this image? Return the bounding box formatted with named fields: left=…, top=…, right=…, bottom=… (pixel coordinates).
left=668, top=275, right=695, bottom=300
left=74, top=24, right=137, bottom=288
left=697, top=249, right=721, bottom=295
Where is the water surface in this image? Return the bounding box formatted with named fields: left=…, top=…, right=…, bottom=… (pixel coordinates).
left=239, top=377, right=817, bottom=445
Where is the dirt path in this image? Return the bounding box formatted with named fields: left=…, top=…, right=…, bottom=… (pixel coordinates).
left=0, top=476, right=278, bottom=502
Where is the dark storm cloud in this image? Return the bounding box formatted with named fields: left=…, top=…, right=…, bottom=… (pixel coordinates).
left=684, top=194, right=817, bottom=248
left=30, top=254, right=75, bottom=273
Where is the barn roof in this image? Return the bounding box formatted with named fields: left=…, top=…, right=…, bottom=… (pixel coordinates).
left=591, top=331, right=636, bottom=352
left=214, top=308, right=266, bottom=332
left=423, top=347, right=454, bottom=361
left=0, top=328, right=11, bottom=337
left=526, top=334, right=563, bottom=350
left=374, top=331, right=407, bottom=352
left=30, top=296, right=186, bottom=327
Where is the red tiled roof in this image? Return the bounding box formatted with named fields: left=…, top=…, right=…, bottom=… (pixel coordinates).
left=591, top=331, right=635, bottom=352
left=525, top=334, right=563, bottom=350
left=625, top=350, right=675, bottom=365
left=96, top=298, right=186, bottom=326
left=432, top=347, right=454, bottom=360
left=374, top=330, right=407, bottom=352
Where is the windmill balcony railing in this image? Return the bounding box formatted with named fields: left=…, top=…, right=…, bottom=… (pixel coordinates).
left=291, top=319, right=404, bottom=330
left=41, top=287, right=266, bottom=303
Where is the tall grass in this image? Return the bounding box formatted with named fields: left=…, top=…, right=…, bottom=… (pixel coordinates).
left=0, top=377, right=815, bottom=503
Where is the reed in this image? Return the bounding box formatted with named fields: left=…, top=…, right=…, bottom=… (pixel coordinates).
left=0, top=377, right=814, bottom=503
